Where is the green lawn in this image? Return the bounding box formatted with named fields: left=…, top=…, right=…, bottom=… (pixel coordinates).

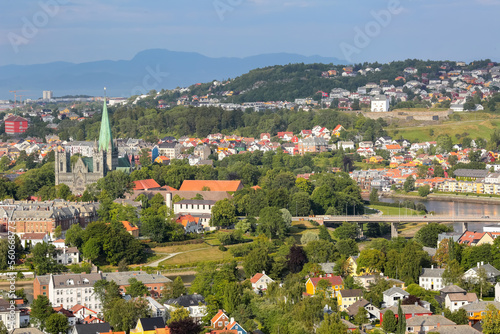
left=368, top=205, right=421, bottom=216
left=388, top=116, right=500, bottom=143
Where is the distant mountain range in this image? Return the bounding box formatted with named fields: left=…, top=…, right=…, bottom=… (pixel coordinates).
left=0, top=49, right=345, bottom=100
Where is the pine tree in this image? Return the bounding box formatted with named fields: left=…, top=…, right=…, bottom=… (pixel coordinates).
left=396, top=301, right=406, bottom=334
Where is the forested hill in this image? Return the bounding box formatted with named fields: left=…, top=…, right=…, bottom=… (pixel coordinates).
left=163, top=59, right=494, bottom=103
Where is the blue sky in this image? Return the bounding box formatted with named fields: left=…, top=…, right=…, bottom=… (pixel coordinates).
left=0, top=0, right=499, bottom=66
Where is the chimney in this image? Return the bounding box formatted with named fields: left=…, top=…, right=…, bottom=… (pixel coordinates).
left=415, top=302, right=418, bottom=306
left=437, top=322, right=441, bottom=328
left=477, top=262, right=480, bottom=268
left=262, top=271, right=265, bottom=275
left=431, top=265, right=434, bottom=269
left=481, top=261, right=484, bottom=266
left=230, top=317, right=234, bottom=323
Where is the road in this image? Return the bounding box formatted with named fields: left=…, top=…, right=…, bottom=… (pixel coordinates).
left=294, top=215, right=500, bottom=224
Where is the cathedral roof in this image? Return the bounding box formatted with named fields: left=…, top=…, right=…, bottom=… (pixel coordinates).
left=98, top=96, right=113, bottom=152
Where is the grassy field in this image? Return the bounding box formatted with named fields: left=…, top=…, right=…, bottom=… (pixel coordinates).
left=388, top=115, right=500, bottom=143
left=158, top=246, right=234, bottom=266
left=368, top=204, right=420, bottom=216
left=152, top=243, right=208, bottom=254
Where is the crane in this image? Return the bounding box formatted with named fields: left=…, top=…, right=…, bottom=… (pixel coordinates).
left=17, top=94, right=32, bottom=104
left=9, top=90, right=28, bottom=104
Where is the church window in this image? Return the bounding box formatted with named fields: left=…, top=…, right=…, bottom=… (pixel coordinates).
left=60, top=162, right=63, bottom=171
left=96, top=162, right=99, bottom=172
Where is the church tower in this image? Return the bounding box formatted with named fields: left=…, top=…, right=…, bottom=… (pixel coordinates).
left=98, top=88, right=118, bottom=172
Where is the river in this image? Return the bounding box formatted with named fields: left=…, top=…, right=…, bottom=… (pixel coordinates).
left=377, top=197, right=500, bottom=232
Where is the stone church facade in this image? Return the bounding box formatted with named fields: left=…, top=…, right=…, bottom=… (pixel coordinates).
left=55, top=97, right=130, bottom=194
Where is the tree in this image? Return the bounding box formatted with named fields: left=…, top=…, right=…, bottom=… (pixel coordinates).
left=317, top=313, right=348, bottom=334
left=396, top=301, right=406, bottom=334
left=301, top=231, right=319, bottom=245
left=65, top=223, right=84, bottom=248
left=415, top=223, right=452, bottom=248
left=53, top=225, right=62, bottom=239
left=30, top=295, right=54, bottom=330
left=257, top=207, right=288, bottom=239
left=126, top=278, right=149, bottom=297
left=32, top=242, right=61, bottom=275
left=403, top=175, right=415, bottom=192
left=0, top=321, right=7, bottom=334
left=96, top=170, right=133, bottom=199
left=357, top=248, right=385, bottom=274
left=336, top=239, right=359, bottom=258
left=210, top=199, right=237, bottom=228
left=243, top=246, right=272, bottom=278
left=287, top=245, right=308, bottom=274
left=369, top=188, right=379, bottom=203
left=483, top=304, right=500, bottom=334
left=476, top=267, right=492, bottom=299
left=45, top=313, right=69, bottom=334
left=333, top=222, right=358, bottom=240
left=168, top=317, right=202, bottom=334
left=162, top=276, right=187, bottom=301
left=418, top=185, right=431, bottom=197
left=442, top=259, right=464, bottom=286
left=318, top=225, right=333, bottom=242
left=104, top=298, right=150, bottom=332
left=383, top=309, right=397, bottom=333
left=167, top=307, right=190, bottom=324
left=354, top=306, right=367, bottom=325
left=280, top=208, right=292, bottom=228
left=304, top=240, right=338, bottom=263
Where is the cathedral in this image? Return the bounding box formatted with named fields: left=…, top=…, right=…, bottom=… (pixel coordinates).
left=55, top=95, right=132, bottom=194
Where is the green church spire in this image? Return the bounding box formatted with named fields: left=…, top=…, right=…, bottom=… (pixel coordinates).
left=98, top=87, right=113, bottom=151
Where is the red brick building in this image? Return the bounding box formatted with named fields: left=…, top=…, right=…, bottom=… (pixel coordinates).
left=4, top=115, right=28, bottom=134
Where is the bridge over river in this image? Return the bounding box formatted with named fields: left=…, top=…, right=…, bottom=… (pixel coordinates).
left=292, top=215, right=500, bottom=238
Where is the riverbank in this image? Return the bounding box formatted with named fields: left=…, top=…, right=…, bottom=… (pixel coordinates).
left=382, top=192, right=500, bottom=204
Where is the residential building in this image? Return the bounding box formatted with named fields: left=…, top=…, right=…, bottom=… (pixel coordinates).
left=297, top=137, right=328, bottom=155
left=406, top=315, right=455, bottom=334
left=463, top=262, right=500, bottom=283
left=380, top=304, right=432, bottom=326
left=371, top=95, right=390, bottom=112
left=337, top=289, right=363, bottom=311
left=43, top=91, right=53, bottom=100
left=445, top=292, right=478, bottom=312
left=20, top=232, right=50, bottom=248
left=305, top=275, right=344, bottom=297
left=346, top=298, right=381, bottom=321
left=419, top=267, right=445, bottom=291
left=130, top=317, right=166, bottom=334
left=146, top=297, right=167, bottom=319
left=4, top=115, right=29, bottom=134
left=382, top=286, right=409, bottom=308
left=211, top=310, right=230, bottom=330
left=102, top=271, right=171, bottom=299
left=157, top=142, right=182, bottom=160
left=71, top=323, right=111, bottom=334
left=54, top=246, right=80, bottom=265
left=178, top=180, right=243, bottom=192
left=496, top=282, right=500, bottom=302
left=164, top=294, right=206, bottom=323
left=250, top=271, right=274, bottom=292
left=462, top=301, right=500, bottom=324
left=193, top=144, right=211, bottom=160
left=430, top=325, right=481, bottom=334
left=0, top=298, right=27, bottom=330
left=40, top=273, right=103, bottom=312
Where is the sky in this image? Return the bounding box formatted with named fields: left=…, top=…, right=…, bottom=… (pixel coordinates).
left=0, top=0, right=499, bottom=66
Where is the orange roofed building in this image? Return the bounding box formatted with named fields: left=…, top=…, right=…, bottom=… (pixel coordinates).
left=121, top=221, right=139, bottom=237
left=211, top=310, right=230, bottom=330
left=133, top=179, right=162, bottom=191
left=179, top=180, right=243, bottom=192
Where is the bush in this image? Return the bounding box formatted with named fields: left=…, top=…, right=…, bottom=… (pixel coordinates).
left=218, top=245, right=227, bottom=252
left=217, top=230, right=245, bottom=246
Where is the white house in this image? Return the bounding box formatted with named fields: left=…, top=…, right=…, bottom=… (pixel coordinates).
left=371, top=95, right=390, bottom=112
left=337, top=141, right=355, bottom=151
left=164, top=294, right=207, bottom=324
left=54, top=246, right=80, bottom=265
left=146, top=296, right=167, bottom=319
left=419, top=267, right=445, bottom=291
left=382, top=286, right=409, bottom=308
left=444, top=292, right=478, bottom=312
left=463, top=263, right=500, bottom=283
left=0, top=299, right=26, bottom=330
left=250, top=271, right=274, bottom=292
left=20, top=233, right=50, bottom=248
left=496, top=282, right=500, bottom=302
left=48, top=273, right=103, bottom=312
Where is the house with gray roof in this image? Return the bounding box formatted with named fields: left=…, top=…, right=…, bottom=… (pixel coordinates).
left=431, top=325, right=481, bottom=334
left=102, top=271, right=171, bottom=298
left=164, top=294, right=207, bottom=323
left=463, top=262, right=500, bottom=283
left=406, top=315, right=455, bottom=334
left=382, top=286, right=409, bottom=308
left=419, top=266, right=446, bottom=291
left=49, top=273, right=102, bottom=312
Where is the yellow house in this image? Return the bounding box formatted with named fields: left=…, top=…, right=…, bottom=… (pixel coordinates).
left=369, top=156, right=384, bottom=164
left=305, top=275, right=344, bottom=297
left=130, top=317, right=167, bottom=334
left=337, top=289, right=363, bottom=311
left=462, top=301, right=500, bottom=323
left=346, top=256, right=359, bottom=276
